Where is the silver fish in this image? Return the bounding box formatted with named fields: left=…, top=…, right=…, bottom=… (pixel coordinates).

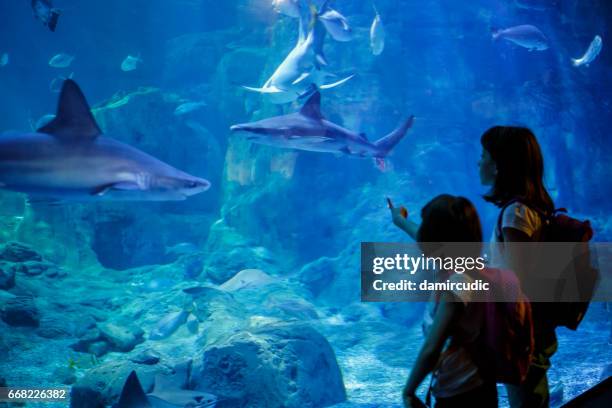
left=49, top=53, right=74, bottom=68
left=149, top=310, right=189, bottom=340
left=370, top=4, right=385, bottom=55
left=121, top=55, right=142, bottom=72
left=491, top=25, right=549, bottom=51
left=572, top=35, right=603, bottom=67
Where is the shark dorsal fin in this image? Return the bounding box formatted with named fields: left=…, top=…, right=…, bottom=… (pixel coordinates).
left=117, top=371, right=152, bottom=408
left=300, top=91, right=323, bottom=120
left=38, top=79, right=102, bottom=141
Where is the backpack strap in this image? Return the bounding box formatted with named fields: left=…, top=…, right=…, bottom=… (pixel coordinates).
left=496, top=198, right=520, bottom=242
left=496, top=199, right=557, bottom=242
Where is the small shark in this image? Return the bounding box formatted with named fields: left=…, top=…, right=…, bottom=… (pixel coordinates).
left=230, top=91, right=415, bottom=170
left=243, top=1, right=353, bottom=104
left=115, top=370, right=217, bottom=408
left=0, top=79, right=211, bottom=201
left=31, top=0, right=61, bottom=32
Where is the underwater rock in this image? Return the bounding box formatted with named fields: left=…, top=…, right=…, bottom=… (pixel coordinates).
left=52, top=366, right=77, bottom=385
left=72, top=322, right=144, bottom=356
left=203, top=220, right=279, bottom=283
left=98, top=322, right=145, bottom=353
left=130, top=349, right=161, bottom=366
left=298, top=256, right=337, bottom=296
left=176, top=252, right=206, bottom=279
left=0, top=241, right=42, bottom=263
left=264, top=296, right=320, bottom=321
left=186, top=314, right=199, bottom=334
left=0, top=295, right=40, bottom=327
left=0, top=262, right=16, bottom=289
left=36, top=315, right=74, bottom=339
left=193, top=323, right=346, bottom=407
left=69, top=386, right=106, bottom=408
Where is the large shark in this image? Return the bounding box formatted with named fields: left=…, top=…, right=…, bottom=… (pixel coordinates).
left=230, top=91, right=415, bottom=169
left=0, top=80, right=211, bottom=201
left=243, top=1, right=354, bottom=104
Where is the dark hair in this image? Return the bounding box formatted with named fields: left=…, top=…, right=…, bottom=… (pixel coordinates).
left=417, top=195, right=483, bottom=255
left=481, top=126, right=554, bottom=212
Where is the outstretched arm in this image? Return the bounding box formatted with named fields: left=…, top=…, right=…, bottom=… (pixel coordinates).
left=388, top=198, right=419, bottom=240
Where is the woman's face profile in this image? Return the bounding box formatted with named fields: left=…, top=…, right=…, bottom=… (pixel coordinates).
left=478, top=148, right=496, bottom=186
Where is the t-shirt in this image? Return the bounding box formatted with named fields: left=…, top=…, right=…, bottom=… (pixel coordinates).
left=489, top=201, right=542, bottom=268
left=423, top=273, right=485, bottom=398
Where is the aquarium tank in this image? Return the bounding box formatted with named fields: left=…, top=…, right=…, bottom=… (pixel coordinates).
left=0, top=0, right=610, bottom=407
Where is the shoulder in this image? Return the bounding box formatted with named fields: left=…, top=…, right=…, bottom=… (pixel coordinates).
left=446, top=273, right=475, bottom=305
left=501, top=201, right=542, bottom=237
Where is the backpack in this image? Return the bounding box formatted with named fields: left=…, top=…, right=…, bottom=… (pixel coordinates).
left=470, top=268, right=535, bottom=384
left=497, top=199, right=598, bottom=330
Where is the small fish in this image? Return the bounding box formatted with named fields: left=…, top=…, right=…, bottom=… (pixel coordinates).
left=220, top=269, right=274, bottom=292
left=149, top=310, right=189, bottom=340
left=121, top=55, right=142, bottom=72
left=514, top=0, right=558, bottom=11
left=32, top=0, right=61, bottom=32
left=491, top=25, right=549, bottom=51
left=49, top=53, right=74, bottom=68
left=370, top=5, right=385, bottom=55
left=174, top=102, right=207, bottom=116
left=0, top=53, right=8, bottom=67
left=572, top=35, right=603, bottom=67
left=319, top=8, right=353, bottom=42
left=272, top=0, right=300, bottom=18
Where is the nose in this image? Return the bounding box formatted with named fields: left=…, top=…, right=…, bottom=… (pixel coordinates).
left=201, top=179, right=211, bottom=191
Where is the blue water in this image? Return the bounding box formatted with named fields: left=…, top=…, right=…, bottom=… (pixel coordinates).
left=0, top=1, right=611, bottom=407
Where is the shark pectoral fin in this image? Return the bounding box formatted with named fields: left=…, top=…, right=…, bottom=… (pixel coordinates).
left=319, top=74, right=355, bottom=90
left=242, top=85, right=285, bottom=94
left=299, top=92, right=324, bottom=120
left=91, top=182, right=141, bottom=196
left=316, top=54, right=329, bottom=67
left=292, top=72, right=311, bottom=85
left=38, top=79, right=102, bottom=141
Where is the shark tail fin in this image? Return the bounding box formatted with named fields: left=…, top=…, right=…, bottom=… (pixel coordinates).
left=373, top=115, right=415, bottom=157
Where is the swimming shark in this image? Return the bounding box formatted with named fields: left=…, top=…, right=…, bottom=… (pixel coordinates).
left=243, top=1, right=354, bottom=104
left=116, top=370, right=217, bottom=408
left=230, top=91, right=415, bottom=170
left=0, top=79, right=211, bottom=201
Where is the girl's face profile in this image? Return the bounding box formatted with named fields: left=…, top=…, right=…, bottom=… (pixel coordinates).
left=478, top=148, right=496, bottom=186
